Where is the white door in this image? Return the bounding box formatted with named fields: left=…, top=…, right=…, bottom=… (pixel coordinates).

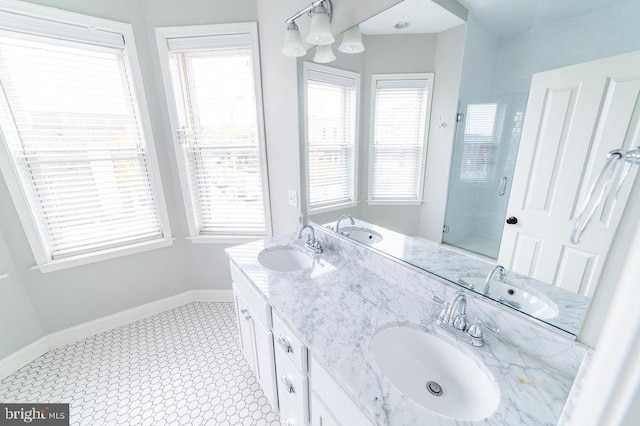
left=498, top=51, right=640, bottom=297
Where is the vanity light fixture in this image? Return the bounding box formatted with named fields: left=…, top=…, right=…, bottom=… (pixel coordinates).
left=313, top=44, right=336, bottom=63
left=281, top=21, right=306, bottom=57
left=338, top=25, right=365, bottom=53
left=306, top=1, right=334, bottom=45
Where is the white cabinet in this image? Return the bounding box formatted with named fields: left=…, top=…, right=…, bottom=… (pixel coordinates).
left=231, top=260, right=372, bottom=426
left=232, top=272, right=277, bottom=408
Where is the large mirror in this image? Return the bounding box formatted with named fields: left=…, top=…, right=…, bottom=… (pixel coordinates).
left=298, top=0, right=640, bottom=336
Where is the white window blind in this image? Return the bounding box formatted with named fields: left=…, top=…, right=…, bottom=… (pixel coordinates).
left=459, top=103, right=503, bottom=182
left=305, top=67, right=358, bottom=210
left=0, top=23, right=165, bottom=260
left=166, top=33, right=267, bottom=236
left=370, top=77, right=429, bottom=202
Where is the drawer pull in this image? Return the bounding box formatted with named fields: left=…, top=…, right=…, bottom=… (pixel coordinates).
left=240, top=308, right=248, bottom=314
left=278, top=335, right=293, bottom=353
left=244, top=313, right=251, bottom=320
left=281, top=374, right=295, bottom=394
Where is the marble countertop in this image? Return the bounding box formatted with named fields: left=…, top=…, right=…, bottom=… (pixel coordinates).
left=226, top=234, right=582, bottom=426
left=323, top=219, right=590, bottom=335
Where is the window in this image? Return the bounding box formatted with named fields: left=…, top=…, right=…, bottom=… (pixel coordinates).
left=303, top=63, right=359, bottom=212
left=156, top=24, right=270, bottom=239
left=459, top=102, right=505, bottom=182
left=0, top=7, right=171, bottom=271
left=369, top=74, right=434, bottom=203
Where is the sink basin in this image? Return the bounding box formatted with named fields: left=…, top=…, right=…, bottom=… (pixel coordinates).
left=459, top=277, right=559, bottom=320
left=257, top=245, right=314, bottom=272
left=371, top=326, right=499, bottom=421
left=340, top=226, right=383, bottom=245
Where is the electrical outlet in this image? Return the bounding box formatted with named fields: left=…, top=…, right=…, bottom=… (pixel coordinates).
left=288, top=190, right=298, bottom=207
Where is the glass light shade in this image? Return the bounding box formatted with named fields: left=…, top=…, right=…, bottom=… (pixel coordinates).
left=313, top=44, right=336, bottom=63
left=281, top=23, right=306, bottom=57
left=306, top=6, right=334, bottom=45
left=338, top=25, right=365, bottom=53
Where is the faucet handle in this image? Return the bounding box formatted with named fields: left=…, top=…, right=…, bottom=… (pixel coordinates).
left=467, top=318, right=483, bottom=338
left=431, top=295, right=446, bottom=305
left=484, top=322, right=500, bottom=334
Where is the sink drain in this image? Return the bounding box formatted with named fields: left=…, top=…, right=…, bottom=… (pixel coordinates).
left=426, top=381, right=443, bottom=396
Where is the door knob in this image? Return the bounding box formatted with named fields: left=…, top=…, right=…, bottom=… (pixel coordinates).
left=506, top=216, right=518, bottom=225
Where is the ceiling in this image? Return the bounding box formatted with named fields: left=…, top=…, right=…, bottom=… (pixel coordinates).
left=360, top=0, right=465, bottom=35
left=457, top=0, right=628, bottom=37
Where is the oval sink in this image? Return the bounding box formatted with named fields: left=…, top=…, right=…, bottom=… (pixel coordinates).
left=257, top=245, right=314, bottom=272
left=340, top=226, right=383, bottom=245
left=459, top=277, right=559, bottom=320
left=371, top=326, right=499, bottom=421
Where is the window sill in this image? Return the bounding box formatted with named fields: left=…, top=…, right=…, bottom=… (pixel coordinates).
left=366, top=200, right=423, bottom=206
left=309, top=201, right=358, bottom=215
left=187, top=235, right=265, bottom=244
left=32, top=238, right=175, bottom=273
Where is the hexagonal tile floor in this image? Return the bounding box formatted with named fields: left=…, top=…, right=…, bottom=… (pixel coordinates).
left=0, top=302, right=281, bottom=425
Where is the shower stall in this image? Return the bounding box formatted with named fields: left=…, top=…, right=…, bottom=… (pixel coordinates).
left=442, top=93, right=528, bottom=259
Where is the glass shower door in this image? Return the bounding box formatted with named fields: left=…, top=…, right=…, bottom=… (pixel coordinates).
left=442, top=93, right=528, bottom=258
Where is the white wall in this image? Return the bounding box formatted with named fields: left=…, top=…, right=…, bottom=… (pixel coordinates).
left=418, top=24, right=467, bottom=242
left=0, top=221, right=42, bottom=359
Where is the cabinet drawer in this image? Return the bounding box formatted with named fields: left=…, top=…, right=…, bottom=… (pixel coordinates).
left=310, top=356, right=373, bottom=426
left=279, top=393, right=305, bottom=426
left=275, top=347, right=308, bottom=419
left=231, top=262, right=271, bottom=328
left=273, top=311, right=307, bottom=373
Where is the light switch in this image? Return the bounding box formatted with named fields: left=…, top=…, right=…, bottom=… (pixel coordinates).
left=288, top=189, right=298, bottom=207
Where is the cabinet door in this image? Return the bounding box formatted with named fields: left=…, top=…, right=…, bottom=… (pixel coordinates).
left=234, top=291, right=256, bottom=371
left=252, top=314, right=278, bottom=408
left=310, top=392, right=340, bottom=426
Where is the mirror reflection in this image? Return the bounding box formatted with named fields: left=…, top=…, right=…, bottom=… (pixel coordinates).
left=299, top=0, right=640, bottom=336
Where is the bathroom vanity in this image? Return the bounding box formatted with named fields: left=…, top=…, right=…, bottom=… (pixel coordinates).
left=225, top=228, right=587, bottom=425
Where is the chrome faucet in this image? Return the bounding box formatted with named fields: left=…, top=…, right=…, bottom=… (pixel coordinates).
left=335, top=214, right=355, bottom=234
left=433, top=292, right=499, bottom=347
left=298, top=225, right=323, bottom=254
left=483, top=265, right=506, bottom=295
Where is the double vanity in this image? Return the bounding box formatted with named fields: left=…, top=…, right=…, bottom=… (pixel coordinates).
left=225, top=225, right=587, bottom=425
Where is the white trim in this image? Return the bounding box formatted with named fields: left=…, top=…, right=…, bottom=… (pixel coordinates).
left=0, top=289, right=233, bottom=380
left=187, top=235, right=263, bottom=244
left=32, top=238, right=175, bottom=273
left=367, top=73, right=435, bottom=204
left=302, top=61, right=361, bottom=213
left=0, top=1, right=173, bottom=269
left=569, top=224, right=640, bottom=425
left=366, top=200, right=424, bottom=206
left=155, top=22, right=273, bottom=238
left=309, top=201, right=358, bottom=215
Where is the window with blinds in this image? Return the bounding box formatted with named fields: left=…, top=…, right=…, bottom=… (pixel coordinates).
left=459, top=103, right=504, bottom=182
left=0, top=11, right=169, bottom=264
left=163, top=30, right=269, bottom=236
left=304, top=64, right=358, bottom=210
left=369, top=75, right=432, bottom=202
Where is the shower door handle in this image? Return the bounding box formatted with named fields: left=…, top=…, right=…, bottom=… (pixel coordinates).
left=498, top=177, right=507, bottom=196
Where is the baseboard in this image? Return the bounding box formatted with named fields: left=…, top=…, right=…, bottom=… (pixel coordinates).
left=192, top=289, right=234, bottom=302
left=0, top=337, right=49, bottom=381
left=0, top=289, right=234, bottom=380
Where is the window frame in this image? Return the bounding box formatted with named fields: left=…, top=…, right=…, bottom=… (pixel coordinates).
left=0, top=1, right=173, bottom=273
left=302, top=62, right=360, bottom=214
left=367, top=73, right=434, bottom=205
left=155, top=22, right=272, bottom=243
